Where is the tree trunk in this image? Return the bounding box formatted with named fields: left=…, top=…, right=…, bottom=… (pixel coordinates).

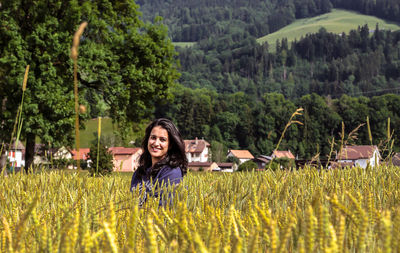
left=25, top=133, right=35, bottom=172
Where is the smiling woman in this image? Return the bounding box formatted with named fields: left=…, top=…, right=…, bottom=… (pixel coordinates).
left=130, top=118, right=188, bottom=206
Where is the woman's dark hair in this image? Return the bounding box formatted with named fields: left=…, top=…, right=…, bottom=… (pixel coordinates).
left=136, top=118, right=188, bottom=179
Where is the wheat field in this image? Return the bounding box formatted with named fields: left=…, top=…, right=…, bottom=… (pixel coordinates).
left=0, top=166, right=399, bottom=252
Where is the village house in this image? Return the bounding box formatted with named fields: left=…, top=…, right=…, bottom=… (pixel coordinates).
left=188, top=162, right=236, bottom=172
left=4, top=141, right=25, bottom=169
left=336, top=145, right=380, bottom=168
left=184, top=138, right=210, bottom=163
left=253, top=155, right=271, bottom=170
left=71, top=148, right=91, bottom=161
left=216, top=162, right=236, bottom=172
left=188, top=161, right=217, bottom=172
left=226, top=149, right=254, bottom=164
left=53, top=146, right=73, bottom=160
left=271, top=150, right=295, bottom=159
left=109, top=147, right=142, bottom=172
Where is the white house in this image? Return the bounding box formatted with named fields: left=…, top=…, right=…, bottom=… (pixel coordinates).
left=5, top=141, right=25, bottom=168
left=184, top=138, right=210, bottom=163
left=336, top=145, right=380, bottom=168
left=226, top=149, right=254, bottom=164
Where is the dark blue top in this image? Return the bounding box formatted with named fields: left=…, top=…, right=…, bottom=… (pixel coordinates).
left=130, top=165, right=183, bottom=206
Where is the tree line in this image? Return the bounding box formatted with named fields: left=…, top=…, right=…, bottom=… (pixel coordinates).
left=137, top=0, right=399, bottom=42
left=155, top=86, right=400, bottom=160
left=176, top=26, right=400, bottom=99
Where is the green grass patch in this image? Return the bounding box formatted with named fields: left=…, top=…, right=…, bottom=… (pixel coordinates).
left=172, top=42, right=196, bottom=48
left=257, top=8, right=400, bottom=51
left=80, top=117, right=115, bottom=148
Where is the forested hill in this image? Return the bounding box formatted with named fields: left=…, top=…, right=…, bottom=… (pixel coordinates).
left=137, top=0, right=399, bottom=42
left=137, top=0, right=333, bottom=42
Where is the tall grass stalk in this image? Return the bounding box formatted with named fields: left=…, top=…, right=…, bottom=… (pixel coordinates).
left=96, top=117, right=102, bottom=175
left=268, top=108, right=303, bottom=169
left=71, top=22, right=88, bottom=170
left=367, top=116, right=373, bottom=145
left=3, top=65, right=29, bottom=169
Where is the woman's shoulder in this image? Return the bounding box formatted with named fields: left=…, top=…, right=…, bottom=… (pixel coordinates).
left=157, top=165, right=183, bottom=180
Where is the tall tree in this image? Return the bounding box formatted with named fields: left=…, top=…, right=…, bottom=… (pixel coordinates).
left=0, top=0, right=180, bottom=170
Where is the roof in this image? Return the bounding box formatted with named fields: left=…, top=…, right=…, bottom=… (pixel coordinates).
left=337, top=145, right=379, bottom=160
left=392, top=153, right=400, bottom=166
left=273, top=150, right=295, bottom=159
left=71, top=148, right=90, bottom=160
left=228, top=150, right=254, bottom=159
left=217, top=163, right=233, bottom=168
left=184, top=138, right=210, bottom=153
left=254, top=156, right=271, bottom=163
left=188, top=162, right=213, bottom=167
left=108, top=147, right=141, bottom=155
left=4, top=141, right=25, bottom=150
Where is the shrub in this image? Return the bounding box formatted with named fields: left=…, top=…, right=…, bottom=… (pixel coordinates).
left=87, top=139, right=114, bottom=176
left=238, top=160, right=258, bottom=171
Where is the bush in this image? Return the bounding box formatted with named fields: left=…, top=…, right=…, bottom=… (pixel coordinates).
left=266, top=157, right=295, bottom=170
left=226, top=156, right=240, bottom=165
left=238, top=160, right=258, bottom=171
left=87, top=139, right=114, bottom=176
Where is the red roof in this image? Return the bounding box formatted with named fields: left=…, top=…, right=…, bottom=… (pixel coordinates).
left=108, top=147, right=141, bottom=155
left=337, top=145, right=379, bottom=160
left=71, top=148, right=90, bottom=160
left=184, top=138, right=210, bottom=153
left=273, top=150, right=295, bottom=159
left=228, top=150, right=254, bottom=159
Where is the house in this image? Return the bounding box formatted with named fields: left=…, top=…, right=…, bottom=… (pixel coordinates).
left=53, top=146, right=73, bottom=160
left=184, top=138, right=210, bottom=163
left=71, top=148, right=90, bottom=161
left=226, top=150, right=254, bottom=164
left=253, top=155, right=272, bottom=170
left=33, top=144, right=50, bottom=165
left=336, top=145, right=380, bottom=168
left=188, top=162, right=217, bottom=172
left=271, top=150, right=295, bottom=159
left=109, top=147, right=142, bottom=172
left=392, top=152, right=400, bottom=166
left=5, top=141, right=25, bottom=169
left=216, top=162, right=236, bottom=172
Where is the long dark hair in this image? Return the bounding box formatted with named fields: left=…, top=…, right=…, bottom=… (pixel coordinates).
left=136, top=118, right=188, bottom=179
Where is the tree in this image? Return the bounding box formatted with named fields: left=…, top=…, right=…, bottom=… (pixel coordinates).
left=87, top=139, right=114, bottom=176
left=0, top=0, right=180, bottom=171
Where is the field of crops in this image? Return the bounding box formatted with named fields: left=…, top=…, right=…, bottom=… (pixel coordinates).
left=1, top=166, right=400, bottom=252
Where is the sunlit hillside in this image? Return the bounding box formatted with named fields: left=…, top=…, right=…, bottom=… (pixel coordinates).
left=257, top=8, right=400, bottom=51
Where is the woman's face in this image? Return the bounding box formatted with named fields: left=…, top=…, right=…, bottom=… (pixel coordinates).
left=148, top=125, right=169, bottom=165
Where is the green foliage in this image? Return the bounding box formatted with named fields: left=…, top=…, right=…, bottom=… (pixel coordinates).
left=87, top=139, right=114, bottom=176
left=0, top=0, right=179, bottom=167
left=237, top=160, right=258, bottom=171
left=226, top=156, right=240, bottom=165
left=210, top=141, right=227, bottom=162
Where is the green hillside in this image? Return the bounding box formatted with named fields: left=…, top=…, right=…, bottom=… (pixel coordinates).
left=80, top=117, right=115, bottom=148
left=257, top=9, right=400, bottom=51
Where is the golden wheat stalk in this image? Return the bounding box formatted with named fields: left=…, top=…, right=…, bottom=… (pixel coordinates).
left=71, top=22, right=88, bottom=171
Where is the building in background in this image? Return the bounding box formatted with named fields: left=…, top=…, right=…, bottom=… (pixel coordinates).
left=184, top=138, right=210, bottom=163
left=336, top=145, right=380, bottom=168
left=109, top=147, right=142, bottom=172
left=227, top=149, right=254, bottom=164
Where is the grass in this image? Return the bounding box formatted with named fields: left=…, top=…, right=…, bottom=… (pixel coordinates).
left=172, top=42, right=196, bottom=48
left=257, top=8, right=400, bottom=51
